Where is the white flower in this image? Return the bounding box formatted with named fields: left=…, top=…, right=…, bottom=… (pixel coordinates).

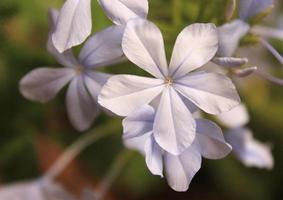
left=122, top=105, right=232, bottom=192
left=52, top=0, right=149, bottom=53
left=99, top=19, right=240, bottom=155
left=0, top=179, right=75, bottom=200
left=217, top=104, right=274, bottom=169
left=20, top=9, right=124, bottom=131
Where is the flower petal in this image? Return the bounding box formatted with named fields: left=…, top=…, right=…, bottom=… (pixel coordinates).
left=217, top=104, right=249, bottom=128
left=83, top=71, right=111, bottom=102
left=66, top=76, right=98, bottom=131
left=238, top=0, right=274, bottom=21
left=226, top=128, right=274, bottom=169
left=153, top=87, right=196, bottom=156
left=145, top=135, right=163, bottom=177
left=174, top=71, right=240, bottom=115
left=52, top=0, right=92, bottom=53
left=122, top=105, right=154, bottom=139
left=196, top=119, right=232, bottom=159
left=169, top=23, right=218, bottom=79
left=79, top=25, right=125, bottom=68
left=217, top=20, right=250, bottom=57
left=20, top=68, right=75, bottom=103
left=98, top=0, right=148, bottom=25
left=164, top=143, right=201, bottom=192
left=98, top=75, right=164, bottom=116
left=47, top=9, right=78, bottom=68
left=212, top=57, right=248, bottom=68
left=122, top=19, right=168, bottom=78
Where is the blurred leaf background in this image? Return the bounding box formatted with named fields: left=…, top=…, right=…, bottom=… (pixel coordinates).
left=0, top=0, right=283, bottom=199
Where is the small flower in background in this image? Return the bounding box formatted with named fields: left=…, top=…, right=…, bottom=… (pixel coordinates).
left=20, top=9, right=124, bottom=131
left=217, top=104, right=274, bottom=169
left=0, top=178, right=75, bottom=200
left=99, top=19, right=240, bottom=155
left=122, top=105, right=231, bottom=191
left=52, top=0, right=149, bottom=53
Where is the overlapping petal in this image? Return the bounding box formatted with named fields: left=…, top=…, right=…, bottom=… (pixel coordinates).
left=196, top=119, right=232, bottom=159
left=98, top=75, right=164, bottom=116
left=79, top=25, right=125, bottom=68
left=169, top=23, right=218, bottom=79
left=164, top=143, right=201, bottom=192
left=66, top=76, right=98, bottom=131
left=239, top=0, right=274, bottom=21
left=47, top=9, right=78, bottom=68
left=153, top=87, right=196, bottom=155
left=144, top=136, right=163, bottom=177
left=226, top=128, right=273, bottom=169
left=217, top=104, right=249, bottom=128
left=20, top=68, right=75, bottom=103
left=122, top=19, right=168, bottom=78
left=217, top=20, right=250, bottom=57
left=98, top=0, right=148, bottom=25
left=122, top=105, right=154, bottom=139
left=174, top=71, right=240, bottom=115
left=52, top=0, right=92, bottom=53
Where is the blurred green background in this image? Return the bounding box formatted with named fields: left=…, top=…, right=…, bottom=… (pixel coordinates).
left=0, top=0, right=283, bottom=199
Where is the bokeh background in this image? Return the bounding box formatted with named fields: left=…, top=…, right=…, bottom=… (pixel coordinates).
left=0, top=0, right=283, bottom=199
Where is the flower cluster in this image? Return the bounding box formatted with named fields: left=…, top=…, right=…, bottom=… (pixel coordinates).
left=16, top=0, right=278, bottom=195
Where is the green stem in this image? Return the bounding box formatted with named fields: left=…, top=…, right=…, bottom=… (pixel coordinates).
left=94, top=150, right=134, bottom=200
left=44, top=119, right=120, bottom=180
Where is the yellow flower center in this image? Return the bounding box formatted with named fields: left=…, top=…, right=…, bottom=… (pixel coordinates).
left=75, top=65, right=84, bottom=75
left=164, top=77, right=173, bottom=86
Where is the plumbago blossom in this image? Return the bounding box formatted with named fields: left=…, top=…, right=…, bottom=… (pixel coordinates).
left=0, top=178, right=76, bottom=200
left=20, top=9, right=120, bottom=131
left=19, top=0, right=149, bottom=131
left=52, top=0, right=149, bottom=52
left=122, top=105, right=232, bottom=191
left=217, top=104, right=274, bottom=169
left=99, top=18, right=241, bottom=155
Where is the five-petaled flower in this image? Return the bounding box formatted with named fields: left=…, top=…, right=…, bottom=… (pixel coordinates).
left=99, top=19, right=240, bottom=155
left=123, top=105, right=232, bottom=191
left=20, top=8, right=125, bottom=131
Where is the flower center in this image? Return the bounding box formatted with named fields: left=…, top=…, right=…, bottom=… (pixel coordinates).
left=164, top=77, right=173, bottom=86
left=75, top=65, right=84, bottom=75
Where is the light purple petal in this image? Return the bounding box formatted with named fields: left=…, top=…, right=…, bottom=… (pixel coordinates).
left=145, top=135, right=163, bottom=177
left=217, top=20, right=250, bottom=57
left=98, top=75, right=164, bottom=116
left=83, top=71, right=111, bottom=102
left=66, top=76, right=98, bottom=131
left=122, top=19, right=168, bottom=79
left=98, top=0, right=148, bottom=25
left=226, top=128, right=274, bottom=169
left=164, top=143, right=201, bottom=192
left=174, top=71, right=241, bottom=115
left=212, top=57, right=248, bottom=68
left=169, top=23, right=218, bottom=79
left=20, top=67, right=75, bottom=103
left=217, top=104, right=249, bottom=128
left=239, top=0, right=274, bottom=21
left=196, top=119, right=232, bottom=159
left=122, top=105, right=154, bottom=139
left=52, top=0, right=92, bottom=53
left=79, top=25, right=125, bottom=68
left=153, top=87, right=196, bottom=156
left=47, top=9, right=78, bottom=68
